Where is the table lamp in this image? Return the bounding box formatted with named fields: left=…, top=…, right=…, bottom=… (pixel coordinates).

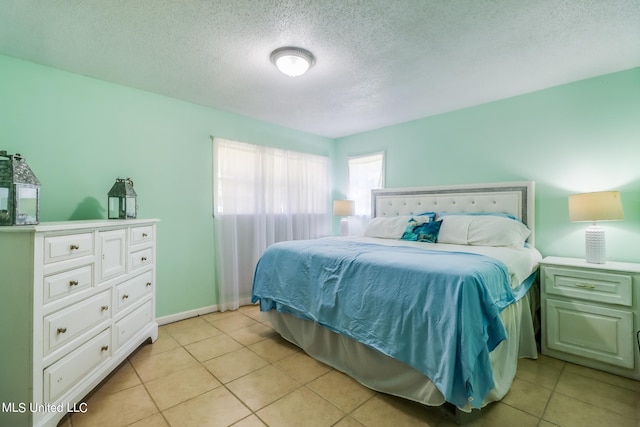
left=568, top=191, right=624, bottom=264
left=333, top=200, right=355, bottom=236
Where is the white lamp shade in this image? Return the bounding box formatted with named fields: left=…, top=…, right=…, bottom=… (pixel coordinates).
left=568, top=191, right=624, bottom=222
left=333, top=200, right=355, bottom=217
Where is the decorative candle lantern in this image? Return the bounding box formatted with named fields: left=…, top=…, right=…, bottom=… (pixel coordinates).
left=0, top=151, right=41, bottom=226
left=108, top=178, right=137, bottom=219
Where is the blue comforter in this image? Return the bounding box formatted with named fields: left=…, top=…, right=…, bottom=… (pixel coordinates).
left=251, top=238, right=518, bottom=408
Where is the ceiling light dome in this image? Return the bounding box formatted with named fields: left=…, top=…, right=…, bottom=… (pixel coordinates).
left=270, top=47, right=315, bottom=77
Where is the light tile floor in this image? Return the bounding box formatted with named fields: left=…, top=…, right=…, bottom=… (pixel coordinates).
left=61, top=305, right=640, bottom=427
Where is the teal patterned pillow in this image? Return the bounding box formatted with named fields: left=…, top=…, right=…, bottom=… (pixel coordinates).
left=401, top=219, right=442, bottom=242
left=417, top=211, right=437, bottom=221
left=400, top=218, right=421, bottom=241
left=414, top=220, right=442, bottom=242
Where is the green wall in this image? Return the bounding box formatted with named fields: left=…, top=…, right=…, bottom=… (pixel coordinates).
left=0, top=54, right=333, bottom=317
left=334, top=68, right=640, bottom=262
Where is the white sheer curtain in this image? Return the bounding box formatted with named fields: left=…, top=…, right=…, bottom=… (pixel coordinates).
left=347, top=152, right=385, bottom=235
left=213, top=137, right=330, bottom=311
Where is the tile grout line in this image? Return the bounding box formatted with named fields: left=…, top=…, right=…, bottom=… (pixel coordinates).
left=170, top=312, right=268, bottom=426
left=536, top=358, right=565, bottom=426
left=128, top=359, right=172, bottom=427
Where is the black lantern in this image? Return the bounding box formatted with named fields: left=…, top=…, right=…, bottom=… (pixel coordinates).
left=108, top=178, right=137, bottom=219
left=0, top=151, right=41, bottom=226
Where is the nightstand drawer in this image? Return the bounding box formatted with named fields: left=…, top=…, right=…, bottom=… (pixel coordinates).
left=543, top=266, right=632, bottom=306
left=545, top=298, right=633, bottom=368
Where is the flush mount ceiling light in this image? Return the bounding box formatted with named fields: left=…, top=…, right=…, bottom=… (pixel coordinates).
left=270, top=47, right=315, bottom=77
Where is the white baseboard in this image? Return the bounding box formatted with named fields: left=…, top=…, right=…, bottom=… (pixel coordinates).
left=156, top=304, right=219, bottom=325
left=155, top=297, right=255, bottom=326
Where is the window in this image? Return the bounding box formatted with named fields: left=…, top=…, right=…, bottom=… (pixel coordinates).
left=214, top=138, right=329, bottom=216
left=212, top=137, right=331, bottom=310
left=348, top=152, right=385, bottom=216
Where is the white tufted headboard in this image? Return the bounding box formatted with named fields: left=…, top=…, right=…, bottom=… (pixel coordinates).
left=372, top=181, right=535, bottom=246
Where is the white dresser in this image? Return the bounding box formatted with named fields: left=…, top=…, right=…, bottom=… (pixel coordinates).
left=540, top=256, right=640, bottom=380
left=0, top=219, right=159, bottom=427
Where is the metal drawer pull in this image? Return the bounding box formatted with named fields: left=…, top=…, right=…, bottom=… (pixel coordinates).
left=57, top=327, right=67, bottom=334
left=574, top=283, right=596, bottom=289
left=101, top=345, right=109, bottom=351
left=146, top=282, right=152, bottom=287
left=141, top=256, right=147, bottom=261
left=122, top=294, right=129, bottom=300
left=142, top=233, right=148, bottom=237
left=69, top=244, right=80, bottom=250
left=69, top=280, right=79, bottom=286
left=101, top=305, right=109, bottom=311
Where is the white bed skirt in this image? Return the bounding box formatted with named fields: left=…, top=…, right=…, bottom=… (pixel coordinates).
left=264, top=291, right=538, bottom=412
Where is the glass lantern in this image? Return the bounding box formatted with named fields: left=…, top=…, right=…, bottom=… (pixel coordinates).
left=108, top=178, right=137, bottom=219
left=0, top=151, right=41, bottom=226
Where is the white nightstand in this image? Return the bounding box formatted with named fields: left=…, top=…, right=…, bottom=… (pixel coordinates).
left=540, top=256, right=640, bottom=380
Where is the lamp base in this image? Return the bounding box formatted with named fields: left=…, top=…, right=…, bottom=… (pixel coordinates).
left=340, top=217, right=349, bottom=236
left=585, top=225, right=606, bottom=264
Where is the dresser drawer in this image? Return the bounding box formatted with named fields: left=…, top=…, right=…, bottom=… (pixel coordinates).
left=545, top=298, right=633, bottom=368
left=44, top=290, right=111, bottom=355
left=130, top=225, right=153, bottom=246
left=115, top=271, right=153, bottom=313
left=44, top=233, right=94, bottom=264
left=543, top=266, right=632, bottom=306
left=129, top=247, right=153, bottom=271
left=114, top=300, right=153, bottom=349
left=43, top=328, right=111, bottom=402
left=44, top=265, right=93, bottom=303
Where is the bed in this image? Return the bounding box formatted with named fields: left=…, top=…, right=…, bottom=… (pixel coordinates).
left=251, top=181, right=542, bottom=422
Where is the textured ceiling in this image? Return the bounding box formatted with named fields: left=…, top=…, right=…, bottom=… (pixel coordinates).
left=1, top=0, right=639, bottom=138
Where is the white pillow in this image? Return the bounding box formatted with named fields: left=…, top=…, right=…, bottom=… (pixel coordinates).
left=436, top=215, right=473, bottom=244
left=438, top=215, right=531, bottom=247
left=364, top=215, right=430, bottom=239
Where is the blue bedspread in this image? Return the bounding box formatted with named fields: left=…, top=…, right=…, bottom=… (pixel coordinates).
left=251, top=238, right=519, bottom=408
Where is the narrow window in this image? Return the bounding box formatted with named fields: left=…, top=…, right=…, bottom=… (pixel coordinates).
left=347, top=152, right=385, bottom=234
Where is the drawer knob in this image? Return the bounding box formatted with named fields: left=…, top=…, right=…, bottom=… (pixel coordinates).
left=146, top=282, right=152, bottom=287
left=101, top=305, right=109, bottom=311
left=141, top=256, right=147, bottom=262
left=69, top=244, right=80, bottom=250
left=101, top=345, right=109, bottom=351
left=57, top=327, right=67, bottom=334
left=122, top=294, right=129, bottom=300
left=69, top=280, right=79, bottom=286
left=142, top=233, right=148, bottom=237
